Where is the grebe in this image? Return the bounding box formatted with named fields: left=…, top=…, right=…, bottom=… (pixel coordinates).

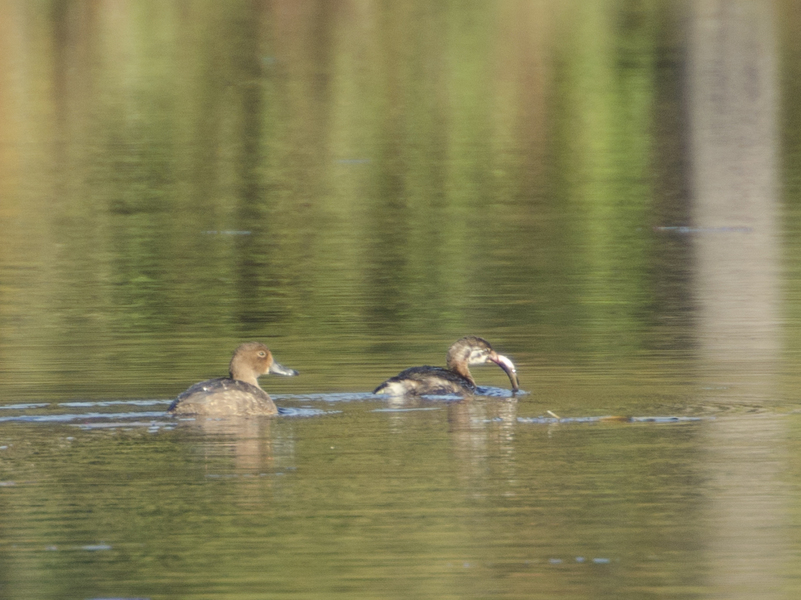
left=373, top=336, right=519, bottom=396
left=168, top=342, right=298, bottom=416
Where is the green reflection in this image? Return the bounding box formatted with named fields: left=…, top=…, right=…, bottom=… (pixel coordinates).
left=0, top=3, right=797, bottom=599
left=0, top=0, right=701, bottom=402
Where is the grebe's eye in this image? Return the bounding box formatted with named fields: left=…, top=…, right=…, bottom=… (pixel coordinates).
left=258, top=351, right=267, bottom=357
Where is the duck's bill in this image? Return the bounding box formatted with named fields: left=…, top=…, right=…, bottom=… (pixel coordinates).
left=269, top=361, right=299, bottom=377
left=491, top=354, right=519, bottom=392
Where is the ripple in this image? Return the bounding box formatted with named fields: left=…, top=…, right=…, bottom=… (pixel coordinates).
left=373, top=406, right=443, bottom=413
left=75, top=421, right=176, bottom=432
left=476, top=386, right=525, bottom=398
left=516, top=415, right=712, bottom=425
left=0, top=411, right=166, bottom=423
left=59, top=399, right=171, bottom=408
left=278, top=407, right=337, bottom=418
left=278, top=393, right=375, bottom=403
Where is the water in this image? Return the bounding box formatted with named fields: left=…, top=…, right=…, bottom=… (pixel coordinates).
left=2, top=1, right=801, bottom=598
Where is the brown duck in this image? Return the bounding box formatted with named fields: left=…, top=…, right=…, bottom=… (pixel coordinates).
left=169, top=342, right=298, bottom=416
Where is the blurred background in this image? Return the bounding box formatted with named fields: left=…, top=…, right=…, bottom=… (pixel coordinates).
left=2, top=0, right=797, bottom=400
left=2, top=2, right=801, bottom=599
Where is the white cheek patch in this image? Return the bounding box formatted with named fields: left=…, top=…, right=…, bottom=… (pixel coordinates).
left=469, top=349, right=490, bottom=364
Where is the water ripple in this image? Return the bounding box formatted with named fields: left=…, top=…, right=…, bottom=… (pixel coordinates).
left=516, top=415, right=712, bottom=425
left=0, top=411, right=167, bottom=423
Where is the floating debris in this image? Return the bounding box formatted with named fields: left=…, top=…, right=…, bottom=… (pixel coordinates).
left=81, top=544, right=112, bottom=551
left=202, top=230, right=252, bottom=235
left=653, top=225, right=753, bottom=234
left=517, top=415, right=710, bottom=425
left=86, top=597, right=150, bottom=600
left=373, top=407, right=443, bottom=413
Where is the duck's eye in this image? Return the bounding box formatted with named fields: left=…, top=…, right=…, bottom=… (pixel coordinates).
left=257, top=351, right=267, bottom=357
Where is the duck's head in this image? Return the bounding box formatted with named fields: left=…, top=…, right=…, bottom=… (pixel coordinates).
left=446, top=336, right=520, bottom=392
left=229, top=342, right=299, bottom=387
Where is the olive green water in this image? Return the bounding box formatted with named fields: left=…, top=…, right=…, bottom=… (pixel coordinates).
left=3, top=1, right=801, bottom=598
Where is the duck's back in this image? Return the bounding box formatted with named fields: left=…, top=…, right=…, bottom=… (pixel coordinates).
left=373, top=366, right=475, bottom=396
left=169, top=377, right=278, bottom=416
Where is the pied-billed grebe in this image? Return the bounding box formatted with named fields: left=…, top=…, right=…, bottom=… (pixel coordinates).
left=168, top=342, right=298, bottom=416
left=373, top=336, right=519, bottom=396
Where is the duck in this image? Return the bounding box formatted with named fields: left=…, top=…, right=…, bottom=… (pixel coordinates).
left=373, top=336, right=519, bottom=396
left=168, top=342, right=298, bottom=416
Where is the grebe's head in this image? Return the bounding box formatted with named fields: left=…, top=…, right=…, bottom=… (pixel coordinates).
left=447, top=336, right=519, bottom=392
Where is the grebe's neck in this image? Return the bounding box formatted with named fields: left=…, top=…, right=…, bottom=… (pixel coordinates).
left=446, top=344, right=476, bottom=385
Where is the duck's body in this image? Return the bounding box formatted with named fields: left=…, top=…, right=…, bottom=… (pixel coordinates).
left=373, top=336, right=519, bottom=396
left=169, top=342, right=298, bottom=417
left=171, top=377, right=279, bottom=416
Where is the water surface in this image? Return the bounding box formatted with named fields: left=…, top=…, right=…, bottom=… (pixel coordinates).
left=2, top=1, right=801, bottom=598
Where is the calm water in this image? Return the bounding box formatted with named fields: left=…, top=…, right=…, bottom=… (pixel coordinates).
left=2, top=1, right=801, bottom=598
